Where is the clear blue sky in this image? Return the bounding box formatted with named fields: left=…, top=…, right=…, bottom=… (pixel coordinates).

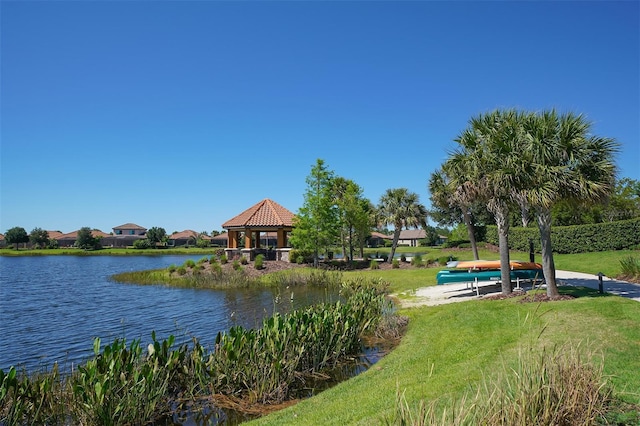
left=2, top=1, right=638, bottom=235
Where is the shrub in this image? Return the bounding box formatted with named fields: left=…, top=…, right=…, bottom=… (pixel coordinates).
left=619, top=256, right=640, bottom=281
left=195, top=238, right=210, bottom=248
left=400, top=254, right=407, bottom=263
left=167, top=264, right=177, bottom=273
left=370, top=260, right=380, bottom=270
left=183, top=259, right=196, bottom=269
left=485, top=217, right=640, bottom=253
left=392, top=259, right=400, bottom=269
left=209, top=255, right=217, bottom=264
left=211, top=263, right=222, bottom=274
left=254, top=254, right=265, bottom=270
left=133, top=239, right=151, bottom=249
left=232, top=260, right=242, bottom=271
left=438, top=255, right=457, bottom=266
left=240, top=256, right=248, bottom=265
left=197, top=257, right=208, bottom=264
left=296, top=256, right=305, bottom=264
left=220, top=255, right=228, bottom=264
left=177, top=267, right=187, bottom=275
left=411, top=254, right=423, bottom=267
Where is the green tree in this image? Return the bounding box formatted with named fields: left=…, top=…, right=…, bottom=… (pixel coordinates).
left=289, top=159, right=339, bottom=267
left=146, top=227, right=167, bottom=246
left=429, top=168, right=481, bottom=260
left=378, top=188, right=428, bottom=264
left=29, top=227, right=50, bottom=248
left=603, top=178, right=640, bottom=221
left=5, top=226, right=29, bottom=249
left=522, top=110, right=618, bottom=296
left=333, top=177, right=372, bottom=261
left=447, top=110, right=526, bottom=294
left=76, top=227, right=98, bottom=250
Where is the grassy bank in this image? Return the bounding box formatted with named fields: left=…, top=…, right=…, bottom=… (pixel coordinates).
left=250, top=290, right=640, bottom=425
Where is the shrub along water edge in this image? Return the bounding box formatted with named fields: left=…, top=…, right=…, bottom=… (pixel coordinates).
left=0, top=276, right=398, bottom=425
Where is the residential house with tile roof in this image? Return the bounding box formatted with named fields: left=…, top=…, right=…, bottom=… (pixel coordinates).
left=55, top=229, right=111, bottom=247
left=112, top=223, right=147, bottom=236
left=397, top=229, right=427, bottom=247
left=168, top=230, right=212, bottom=247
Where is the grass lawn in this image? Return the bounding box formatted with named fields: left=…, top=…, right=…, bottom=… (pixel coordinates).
left=250, top=292, right=640, bottom=425
left=250, top=249, right=640, bottom=425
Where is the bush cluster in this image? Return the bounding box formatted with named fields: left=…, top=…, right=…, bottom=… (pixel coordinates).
left=485, top=217, right=640, bottom=253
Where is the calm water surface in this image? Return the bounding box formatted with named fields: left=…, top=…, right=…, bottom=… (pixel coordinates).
left=0, top=255, right=338, bottom=372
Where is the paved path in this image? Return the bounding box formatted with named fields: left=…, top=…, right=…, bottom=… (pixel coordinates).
left=401, top=270, right=640, bottom=307
left=555, top=270, right=640, bottom=302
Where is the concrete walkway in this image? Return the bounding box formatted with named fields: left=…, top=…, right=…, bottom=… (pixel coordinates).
left=401, top=270, right=640, bottom=307
left=555, top=270, right=640, bottom=302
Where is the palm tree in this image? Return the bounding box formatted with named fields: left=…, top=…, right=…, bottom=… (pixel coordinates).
left=429, top=168, right=480, bottom=260
left=448, top=109, right=527, bottom=294
left=523, top=110, right=619, bottom=296
left=378, top=188, right=428, bottom=263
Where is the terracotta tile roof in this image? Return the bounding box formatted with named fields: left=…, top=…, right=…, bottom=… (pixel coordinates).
left=56, top=229, right=110, bottom=239
left=169, top=230, right=211, bottom=240
left=0, top=234, right=4, bottom=241
left=222, top=199, right=295, bottom=229
left=47, top=231, right=64, bottom=240
left=113, top=223, right=147, bottom=231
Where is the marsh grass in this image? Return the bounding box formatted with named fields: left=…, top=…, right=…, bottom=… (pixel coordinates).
left=384, top=342, right=613, bottom=425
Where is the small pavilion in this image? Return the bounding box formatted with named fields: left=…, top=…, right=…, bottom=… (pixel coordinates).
left=221, top=198, right=295, bottom=261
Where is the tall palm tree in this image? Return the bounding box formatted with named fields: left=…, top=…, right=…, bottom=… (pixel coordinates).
left=378, top=188, right=428, bottom=263
left=523, top=110, right=618, bottom=296
left=429, top=168, right=480, bottom=260
left=448, top=109, right=527, bottom=294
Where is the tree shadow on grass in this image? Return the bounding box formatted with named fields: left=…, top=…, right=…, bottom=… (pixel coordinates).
left=558, top=285, right=612, bottom=299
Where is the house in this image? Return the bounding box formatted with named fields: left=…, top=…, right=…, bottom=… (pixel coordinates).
left=367, top=231, right=391, bottom=248
left=168, top=230, right=211, bottom=247
left=397, top=229, right=427, bottom=247
left=55, top=229, right=111, bottom=247
left=47, top=231, right=64, bottom=241
left=112, top=223, right=147, bottom=236
left=0, top=234, right=5, bottom=248
left=210, top=233, right=229, bottom=247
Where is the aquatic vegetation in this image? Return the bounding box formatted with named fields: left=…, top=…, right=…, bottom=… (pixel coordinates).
left=0, top=279, right=398, bottom=424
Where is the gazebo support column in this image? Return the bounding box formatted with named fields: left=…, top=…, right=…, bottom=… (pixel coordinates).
left=277, top=229, right=287, bottom=248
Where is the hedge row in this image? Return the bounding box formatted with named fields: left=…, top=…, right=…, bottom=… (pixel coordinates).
left=485, top=217, right=640, bottom=254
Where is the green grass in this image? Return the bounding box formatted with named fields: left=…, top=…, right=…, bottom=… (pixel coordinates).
left=248, top=248, right=640, bottom=425
left=250, top=294, right=640, bottom=425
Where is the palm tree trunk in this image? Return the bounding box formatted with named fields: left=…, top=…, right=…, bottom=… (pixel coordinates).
left=388, top=227, right=401, bottom=264
left=537, top=207, right=559, bottom=297
left=493, top=204, right=512, bottom=295
left=462, top=208, right=479, bottom=260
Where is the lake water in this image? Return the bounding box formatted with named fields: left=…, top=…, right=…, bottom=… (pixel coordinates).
left=0, top=255, right=341, bottom=373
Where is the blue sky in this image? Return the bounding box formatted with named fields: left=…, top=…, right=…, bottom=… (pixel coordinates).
left=2, top=1, right=638, bottom=235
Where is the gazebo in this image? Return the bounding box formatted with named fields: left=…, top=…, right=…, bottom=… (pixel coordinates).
left=221, top=198, right=295, bottom=261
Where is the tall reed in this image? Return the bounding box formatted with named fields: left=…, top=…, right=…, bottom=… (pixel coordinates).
left=384, top=342, right=613, bottom=425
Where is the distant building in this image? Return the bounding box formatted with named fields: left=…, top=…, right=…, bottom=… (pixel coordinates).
left=168, top=230, right=212, bottom=247
left=367, top=231, right=391, bottom=248
left=55, top=229, right=110, bottom=247
left=112, top=223, right=147, bottom=236
left=397, top=229, right=426, bottom=247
